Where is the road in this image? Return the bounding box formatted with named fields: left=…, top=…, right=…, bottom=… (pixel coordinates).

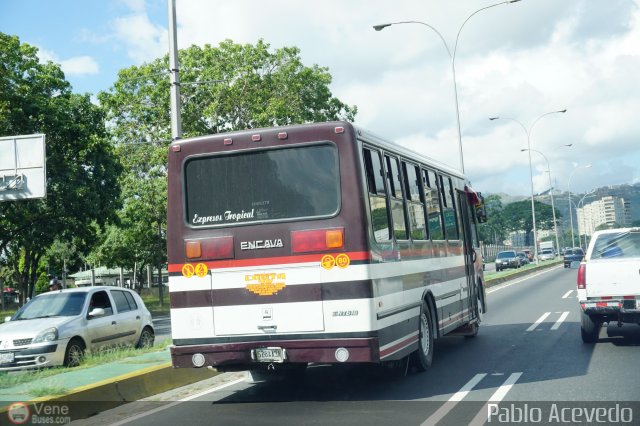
left=74, top=266, right=640, bottom=425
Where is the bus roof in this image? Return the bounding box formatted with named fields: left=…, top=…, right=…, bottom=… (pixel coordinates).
left=170, top=121, right=466, bottom=181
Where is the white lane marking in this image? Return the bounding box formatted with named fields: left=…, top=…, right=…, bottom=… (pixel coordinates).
left=110, top=377, right=246, bottom=426
left=562, top=290, right=574, bottom=299
left=421, top=373, right=487, bottom=426
left=486, top=265, right=562, bottom=294
left=550, top=311, right=570, bottom=330
left=468, top=372, right=523, bottom=426
left=526, top=312, right=551, bottom=332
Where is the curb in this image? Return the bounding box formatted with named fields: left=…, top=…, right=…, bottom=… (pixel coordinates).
left=1, top=363, right=219, bottom=421
left=485, top=261, right=563, bottom=288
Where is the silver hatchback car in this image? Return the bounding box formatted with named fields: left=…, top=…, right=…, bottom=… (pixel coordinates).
left=0, top=286, right=155, bottom=371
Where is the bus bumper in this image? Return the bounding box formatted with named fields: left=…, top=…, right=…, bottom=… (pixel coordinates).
left=170, top=337, right=379, bottom=370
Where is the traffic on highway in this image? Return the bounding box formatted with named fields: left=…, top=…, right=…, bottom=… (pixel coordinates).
left=69, top=265, right=640, bottom=426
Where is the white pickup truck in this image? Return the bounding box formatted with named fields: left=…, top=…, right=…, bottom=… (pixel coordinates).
left=577, top=227, right=640, bottom=343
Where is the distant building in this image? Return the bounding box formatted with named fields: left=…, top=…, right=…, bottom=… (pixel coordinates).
left=577, top=196, right=631, bottom=236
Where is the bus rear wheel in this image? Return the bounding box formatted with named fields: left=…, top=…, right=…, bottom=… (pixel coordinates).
left=411, top=302, right=434, bottom=372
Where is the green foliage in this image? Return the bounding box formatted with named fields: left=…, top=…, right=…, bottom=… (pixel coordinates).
left=0, top=33, right=122, bottom=298
left=93, top=39, right=357, bottom=272
left=478, top=194, right=507, bottom=244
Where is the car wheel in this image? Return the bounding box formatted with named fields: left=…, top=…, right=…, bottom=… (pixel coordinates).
left=136, top=327, right=155, bottom=348
left=64, top=338, right=86, bottom=367
left=411, top=301, right=434, bottom=372
left=580, top=311, right=601, bottom=343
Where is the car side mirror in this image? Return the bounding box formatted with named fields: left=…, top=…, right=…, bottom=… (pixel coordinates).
left=570, top=261, right=581, bottom=269
left=4, top=316, right=11, bottom=323
left=88, top=307, right=106, bottom=318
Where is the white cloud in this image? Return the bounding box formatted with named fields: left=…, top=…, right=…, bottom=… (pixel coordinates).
left=103, top=0, right=640, bottom=195
left=35, top=47, right=99, bottom=76
left=111, top=7, right=167, bottom=64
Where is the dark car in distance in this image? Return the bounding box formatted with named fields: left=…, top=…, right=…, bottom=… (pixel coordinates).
left=495, top=250, right=521, bottom=272
left=563, top=247, right=585, bottom=268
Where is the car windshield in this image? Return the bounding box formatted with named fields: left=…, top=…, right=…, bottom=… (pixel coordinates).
left=591, top=230, right=640, bottom=259
left=497, top=252, right=515, bottom=259
left=14, top=292, right=87, bottom=320
left=541, top=249, right=553, bottom=254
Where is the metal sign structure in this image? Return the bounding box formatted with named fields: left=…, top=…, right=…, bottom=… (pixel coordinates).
left=0, top=134, right=46, bottom=201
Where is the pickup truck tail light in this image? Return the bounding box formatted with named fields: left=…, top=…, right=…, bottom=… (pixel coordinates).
left=577, top=263, right=586, bottom=289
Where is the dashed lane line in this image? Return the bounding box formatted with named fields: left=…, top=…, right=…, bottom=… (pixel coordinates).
left=526, top=312, right=551, bottom=332
left=550, top=311, right=570, bottom=330
left=468, top=372, right=524, bottom=426
left=421, top=373, right=487, bottom=426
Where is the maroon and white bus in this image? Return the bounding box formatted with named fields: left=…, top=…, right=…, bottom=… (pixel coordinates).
left=168, top=121, right=487, bottom=376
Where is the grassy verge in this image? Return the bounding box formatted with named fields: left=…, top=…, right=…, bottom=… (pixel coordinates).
left=142, top=294, right=170, bottom=316
left=0, top=338, right=171, bottom=389
left=485, top=259, right=563, bottom=282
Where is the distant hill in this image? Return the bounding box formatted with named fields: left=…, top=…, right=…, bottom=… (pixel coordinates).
left=489, top=183, right=640, bottom=229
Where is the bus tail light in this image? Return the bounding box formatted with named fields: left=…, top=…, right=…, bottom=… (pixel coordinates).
left=577, top=263, right=586, bottom=289
left=185, top=236, right=234, bottom=260
left=291, top=228, right=344, bottom=253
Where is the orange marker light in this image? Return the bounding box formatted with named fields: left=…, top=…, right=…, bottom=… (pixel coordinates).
left=185, top=241, right=202, bottom=259
left=326, top=229, right=344, bottom=248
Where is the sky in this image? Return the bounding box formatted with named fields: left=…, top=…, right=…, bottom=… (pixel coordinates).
left=2, top=0, right=640, bottom=197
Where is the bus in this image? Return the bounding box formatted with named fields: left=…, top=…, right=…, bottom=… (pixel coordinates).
left=167, top=121, right=487, bottom=377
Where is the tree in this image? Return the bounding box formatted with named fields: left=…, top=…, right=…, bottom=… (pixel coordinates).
left=502, top=200, right=561, bottom=246
left=478, top=194, right=507, bottom=244
left=95, top=39, right=357, bottom=302
left=0, top=33, right=122, bottom=300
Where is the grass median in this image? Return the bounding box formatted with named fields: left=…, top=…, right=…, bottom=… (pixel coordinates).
left=0, top=338, right=172, bottom=393
left=485, top=258, right=563, bottom=284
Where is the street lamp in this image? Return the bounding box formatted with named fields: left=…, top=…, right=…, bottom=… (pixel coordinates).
left=373, top=0, right=522, bottom=174
left=577, top=191, right=597, bottom=249
left=489, top=109, right=567, bottom=264
left=520, top=148, right=560, bottom=256
left=567, top=164, right=592, bottom=248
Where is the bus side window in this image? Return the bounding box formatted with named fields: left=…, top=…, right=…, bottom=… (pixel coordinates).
left=363, top=148, right=391, bottom=242
left=402, top=162, right=427, bottom=240
left=424, top=169, right=444, bottom=240
left=440, top=176, right=460, bottom=240
left=384, top=155, right=408, bottom=241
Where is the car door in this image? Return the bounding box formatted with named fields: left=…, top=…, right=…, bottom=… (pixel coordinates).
left=109, top=289, right=142, bottom=346
left=85, top=290, right=120, bottom=350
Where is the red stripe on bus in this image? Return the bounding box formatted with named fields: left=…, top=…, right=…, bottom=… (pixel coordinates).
left=168, top=251, right=371, bottom=272
left=379, top=334, right=419, bottom=358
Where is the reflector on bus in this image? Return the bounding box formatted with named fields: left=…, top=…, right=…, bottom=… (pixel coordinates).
left=291, top=228, right=344, bottom=253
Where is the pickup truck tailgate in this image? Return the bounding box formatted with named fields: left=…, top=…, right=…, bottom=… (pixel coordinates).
left=586, top=258, right=640, bottom=297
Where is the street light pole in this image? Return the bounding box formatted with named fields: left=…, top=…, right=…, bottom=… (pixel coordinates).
left=567, top=164, right=592, bottom=248
left=577, top=190, right=596, bottom=249
left=521, top=148, right=560, bottom=256
left=373, top=0, right=521, bottom=174
left=489, top=109, right=566, bottom=264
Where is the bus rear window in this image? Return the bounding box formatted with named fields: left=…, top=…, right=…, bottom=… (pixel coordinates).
left=184, top=143, right=340, bottom=226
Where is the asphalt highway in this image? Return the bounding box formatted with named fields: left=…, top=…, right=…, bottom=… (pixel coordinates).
left=73, top=266, right=640, bottom=426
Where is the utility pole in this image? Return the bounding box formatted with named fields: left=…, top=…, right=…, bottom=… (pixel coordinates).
left=168, top=0, right=182, bottom=141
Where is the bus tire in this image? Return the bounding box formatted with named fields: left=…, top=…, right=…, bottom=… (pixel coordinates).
left=411, top=302, right=434, bottom=372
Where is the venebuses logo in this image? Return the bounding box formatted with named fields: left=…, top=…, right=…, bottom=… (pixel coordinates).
left=7, top=402, right=30, bottom=424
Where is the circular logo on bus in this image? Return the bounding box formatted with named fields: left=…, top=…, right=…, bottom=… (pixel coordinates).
left=321, top=255, right=335, bottom=270
left=195, top=263, right=208, bottom=278
left=336, top=254, right=351, bottom=269
left=181, top=264, right=195, bottom=278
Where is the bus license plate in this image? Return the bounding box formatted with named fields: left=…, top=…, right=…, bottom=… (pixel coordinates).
left=254, top=347, right=285, bottom=363
left=0, top=352, right=14, bottom=364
